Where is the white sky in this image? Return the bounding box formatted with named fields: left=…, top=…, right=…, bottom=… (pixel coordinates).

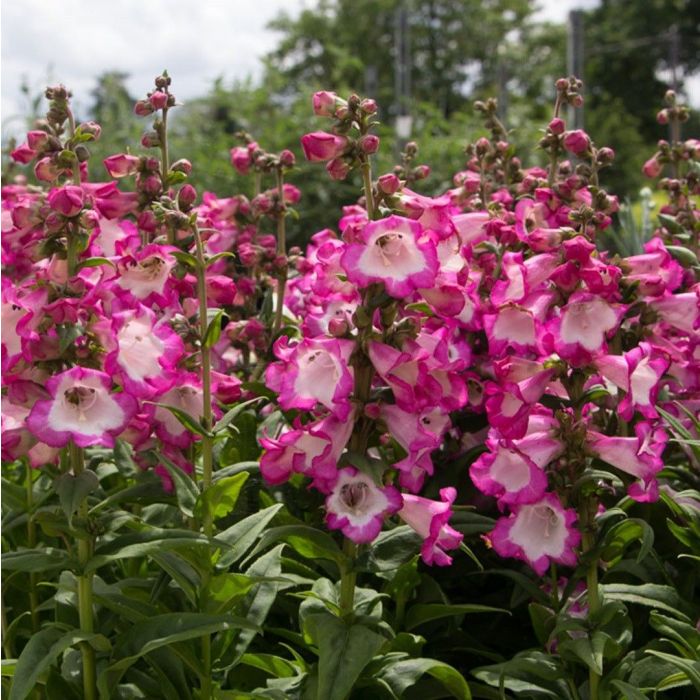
left=1, top=0, right=695, bottom=141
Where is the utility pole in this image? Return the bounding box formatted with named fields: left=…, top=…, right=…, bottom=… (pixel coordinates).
left=567, top=10, right=585, bottom=130
left=394, top=4, right=412, bottom=154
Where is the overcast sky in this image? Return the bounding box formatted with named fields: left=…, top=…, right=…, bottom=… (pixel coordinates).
left=4, top=0, right=689, bottom=142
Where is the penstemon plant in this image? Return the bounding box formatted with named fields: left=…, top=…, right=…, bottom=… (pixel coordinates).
left=1, top=73, right=699, bottom=700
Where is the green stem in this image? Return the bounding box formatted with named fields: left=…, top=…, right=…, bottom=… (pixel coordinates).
left=360, top=158, right=375, bottom=220
left=580, top=496, right=601, bottom=700
left=201, top=634, right=213, bottom=700
left=339, top=539, right=358, bottom=616
left=193, top=225, right=214, bottom=532
left=160, top=107, right=170, bottom=185
left=67, top=222, right=81, bottom=277
left=194, top=225, right=215, bottom=699
left=26, top=465, right=39, bottom=632
left=1, top=594, right=13, bottom=659
left=273, top=167, right=287, bottom=335
left=71, top=442, right=96, bottom=700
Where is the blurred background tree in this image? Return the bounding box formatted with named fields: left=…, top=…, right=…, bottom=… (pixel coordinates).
left=4, top=0, right=698, bottom=242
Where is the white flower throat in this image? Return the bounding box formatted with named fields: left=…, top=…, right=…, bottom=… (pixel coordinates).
left=63, top=385, right=98, bottom=422
left=340, top=481, right=370, bottom=513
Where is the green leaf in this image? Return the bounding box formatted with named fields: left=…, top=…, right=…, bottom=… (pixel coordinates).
left=196, top=472, right=249, bottom=522
left=600, top=583, right=691, bottom=620
left=173, top=251, right=198, bottom=268
left=2, top=548, right=72, bottom=573
left=54, top=470, right=99, bottom=526
left=646, top=651, right=700, bottom=694
left=76, top=257, right=115, bottom=271
left=214, top=398, right=266, bottom=434
left=559, top=632, right=606, bottom=675
left=404, top=603, right=509, bottom=631
left=87, top=528, right=212, bottom=573
left=151, top=403, right=211, bottom=438
left=98, top=614, right=259, bottom=697
left=356, top=526, right=422, bottom=573
left=377, top=657, right=471, bottom=700
left=600, top=518, right=654, bottom=565
left=10, top=626, right=109, bottom=700
left=610, top=680, right=649, bottom=700
left=305, top=613, right=385, bottom=700
left=220, top=545, right=285, bottom=668
left=240, top=653, right=297, bottom=678
left=158, top=453, right=199, bottom=518
left=217, top=504, right=284, bottom=568
left=206, top=251, right=237, bottom=267
left=202, top=309, right=225, bottom=349
left=249, top=525, right=346, bottom=566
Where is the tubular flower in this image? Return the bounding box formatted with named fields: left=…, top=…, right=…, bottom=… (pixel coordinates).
left=340, top=215, right=439, bottom=298
left=325, top=467, right=402, bottom=543
left=398, top=487, right=464, bottom=566
left=26, top=367, right=137, bottom=448
left=265, top=336, right=355, bottom=420
left=490, top=493, right=581, bottom=576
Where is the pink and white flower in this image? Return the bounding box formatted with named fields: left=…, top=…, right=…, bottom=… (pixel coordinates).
left=490, top=493, right=580, bottom=575
left=398, top=487, right=464, bottom=566
left=103, top=305, right=184, bottom=398
left=587, top=422, right=668, bottom=501
left=340, top=215, right=439, bottom=298
left=26, top=367, right=137, bottom=448
left=594, top=342, right=670, bottom=420
left=260, top=413, right=354, bottom=486
left=265, top=336, right=355, bottom=420
left=325, top=467, right=402, bottom=543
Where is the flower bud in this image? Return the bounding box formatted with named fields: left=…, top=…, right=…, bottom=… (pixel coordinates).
left=326, top=157, right=351, bottom=180
left=230, top=146, right=251, bottom=174
left=149, top=91, right=168, bottom=110
left=548, top=117, right=566, bottom=135
left=10, top=143, right=36, bottom=164
left=300, top=131, right=348, bottom=162
left=312, top=90, right=340, bottom=117
left=74, top=145, right=90, bottom=162
left=27, top=130, right=49, bottom=151
left=134, top=99, right=155, bottom=116
left=597, top=147, right=615, bottom=164
left=360, top=98, right=378, bottom=114
left=48, top=185, right=84, bottom=217
left=79, top=121, right=102, bottom=140
left=328, top=317, right=349, bottom=337
left=642, top=156, right=663, bottom=178
left=378, top=173, right=401, bottom=194
left=279, top=149, right=296, bottom=168
left=555, top=78, right=569, bottom=91
left=358, top=134, right=380, bottom=155
left=168, top=158, right=192, bottom=176
left=412, top=164, right=430, bottom=180
left=34, top=157, right=61, bottom=182
left=141, top=131, right=161, bottom=148
left=562, top=129, right=591, bottom=155
left=137, top=209, right=158, bottom=233
left=178, top=184, right=197, bottom=209
left=656, top=109, right=669, bottom=125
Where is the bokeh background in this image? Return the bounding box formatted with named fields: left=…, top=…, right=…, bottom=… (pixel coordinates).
left=2, top=0, right=699, bottom=240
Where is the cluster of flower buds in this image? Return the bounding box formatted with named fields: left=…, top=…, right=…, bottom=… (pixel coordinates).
left=301, top=91, right=379, bottom=180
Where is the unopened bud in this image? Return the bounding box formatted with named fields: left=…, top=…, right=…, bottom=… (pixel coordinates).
left=555, top=78, right=569, bottom=91
left=79, top=121, right=102, bottom=140
left=141, top=131, right=160, bottom=148
left=149, top=91, right=168, bottom=110
left=360, top=98, right=378, bottom=114
left=359, top=134, right=380, bottom=154
left=178, top=184, right=197, bottom=209
left=548, top=117, right=566, bottom=135
left=412, top=164, right=430, bottom=180
left=656, top=109, right=669, bottom=125
left=279, top=149, right=296, bottom=167
left=328, top=317, right=349, bottom=337
left=74, top=145, right=90, bottom=162
left=171, top=158, right=192, bottom=175
left=378, top=173, right=401, bottom=194
left=597, top=147, right=615, bottom=164
left=134, top=99, right=155, bottom=117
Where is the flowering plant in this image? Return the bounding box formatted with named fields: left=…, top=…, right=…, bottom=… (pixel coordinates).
left=2, top=75, right=699, bottom=700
